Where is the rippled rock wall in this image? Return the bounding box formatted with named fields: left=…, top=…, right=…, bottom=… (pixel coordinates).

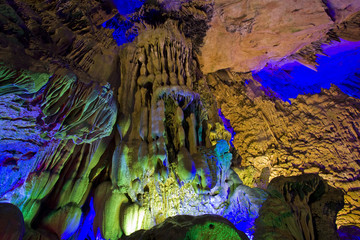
left=0, top=0, right=359, bottom=239
left=207, top=69, right=360, bottom=227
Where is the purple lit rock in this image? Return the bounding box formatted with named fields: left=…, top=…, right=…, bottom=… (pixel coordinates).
left=338, top=225, right=360, bottom=240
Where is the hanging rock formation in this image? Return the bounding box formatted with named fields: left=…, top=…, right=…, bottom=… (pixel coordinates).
left=0, top=0, right=359, bottom=239
left=199, top=0, right=360, bottom=73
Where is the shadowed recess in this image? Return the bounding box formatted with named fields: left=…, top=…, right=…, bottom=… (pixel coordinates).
left=218, top=109, right=235, bottom=147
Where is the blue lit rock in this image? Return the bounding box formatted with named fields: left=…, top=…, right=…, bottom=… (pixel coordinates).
left=0, top=65, right=52, bottom=199
left=338, top=225, right=360, bottom=240
left=224, top=185, right=268, bottom=236
left=0, top=93, right=46, bottom=197
left=0, top=0, right=359, bottom=239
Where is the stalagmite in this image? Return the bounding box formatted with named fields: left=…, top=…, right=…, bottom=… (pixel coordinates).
left=187, top=113, right=197, bottom=154
left=151, top=100, right=166, bottom=138
left=176, top=106, right=186, bottom=147
left=140, top=107, right=149, bottom=141
left=177, top=147, right=196, bottom=183
left=0, top=0, right=359, bottom=239
left=121, top=203, right=146, bottom=236
left=102, top=191, right=128, bottom=240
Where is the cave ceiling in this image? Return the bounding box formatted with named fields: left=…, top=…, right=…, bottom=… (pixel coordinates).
left=0, top=0, right=360, bottom=239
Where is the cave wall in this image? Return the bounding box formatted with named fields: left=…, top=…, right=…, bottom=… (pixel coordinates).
left=0, top=0, right=359, bottom=239
left=207, top=69, right=360, bottom=227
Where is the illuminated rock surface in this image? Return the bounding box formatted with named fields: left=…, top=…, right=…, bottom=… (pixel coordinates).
left=124, top=214, right=250, bottom=240
left=207, top=69, right=360, bottom=228
left=0, top=0, right=359, bottom=239
left=199, top=0, right=360, bottom=73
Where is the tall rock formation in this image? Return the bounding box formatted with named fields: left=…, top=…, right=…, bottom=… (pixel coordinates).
left=0, top=0, right=359, bottom=239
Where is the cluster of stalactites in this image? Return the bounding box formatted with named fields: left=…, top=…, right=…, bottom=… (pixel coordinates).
left=100, top=26, right=242, bottom=238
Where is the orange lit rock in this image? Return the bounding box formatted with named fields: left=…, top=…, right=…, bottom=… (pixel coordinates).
left=199, top=0, right=360, bottom=73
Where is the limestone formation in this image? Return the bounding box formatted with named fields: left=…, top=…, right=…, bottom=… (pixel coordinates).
left=0, top=203, right=25, bottom=240
left=255, top=174, right=344, bottom=240
left=0, top=0, right=359, bottom=239
left=206, top=69, right=360, bottom=227
left=123, top=214, right=250, bottom=240
left=199, top=0, right=360, bottom=73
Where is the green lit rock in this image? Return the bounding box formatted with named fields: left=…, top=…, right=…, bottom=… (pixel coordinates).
left=93, top=181, right=113, bottom=236
left=121, top=203, right=146, bottom=236
left=185, top=222, right=243, bottom=240
left=177, top=147, right=196, bottom=183
left=123, top=214, right=249, bottom=240
left=102, top=190, right=128, bottom=240
left=40, top=73, right=117, bottom=144
left=93, top=181, right=128, bottom=240
left=0, top=64, right=50, bottom=95
left=40, top=203, right=82, bottom=240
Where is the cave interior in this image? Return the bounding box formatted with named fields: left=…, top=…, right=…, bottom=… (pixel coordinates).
left=0, top=0, right=360, bottom=239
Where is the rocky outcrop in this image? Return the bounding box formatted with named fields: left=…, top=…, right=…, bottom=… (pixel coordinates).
left=124, top=214, right=250, bottom=240
left=0, top=1, right=266, bottom=239
left=0, top=0, right=360, bottom=239
left=254, top=174, right=344, bottom=240
left=199, top=0, right=360, bottom=73
left=0, top=203, right=25, bottom=240
left=206, top=69, right=360, bottom=228
left=0, top=64, right=117, bottom=239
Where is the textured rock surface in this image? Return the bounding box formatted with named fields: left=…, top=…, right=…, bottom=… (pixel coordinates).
left=0, top=203, right=25, bottom=240
left=254, top=174, right=344, bottom=240
left=124, top=214, right=249, bottom=240
left=0, top=0, right=359, bottom=239
left=206, top=69, right=360, bottom=227
left=199, top=0, right=360, bottom=73
left=338, top=225, right=360, bottom=240
left=0, top=1, right=264, bottom=239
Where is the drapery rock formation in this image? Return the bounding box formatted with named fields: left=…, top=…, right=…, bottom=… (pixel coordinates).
left=0, top=0, right=360, bottom=239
